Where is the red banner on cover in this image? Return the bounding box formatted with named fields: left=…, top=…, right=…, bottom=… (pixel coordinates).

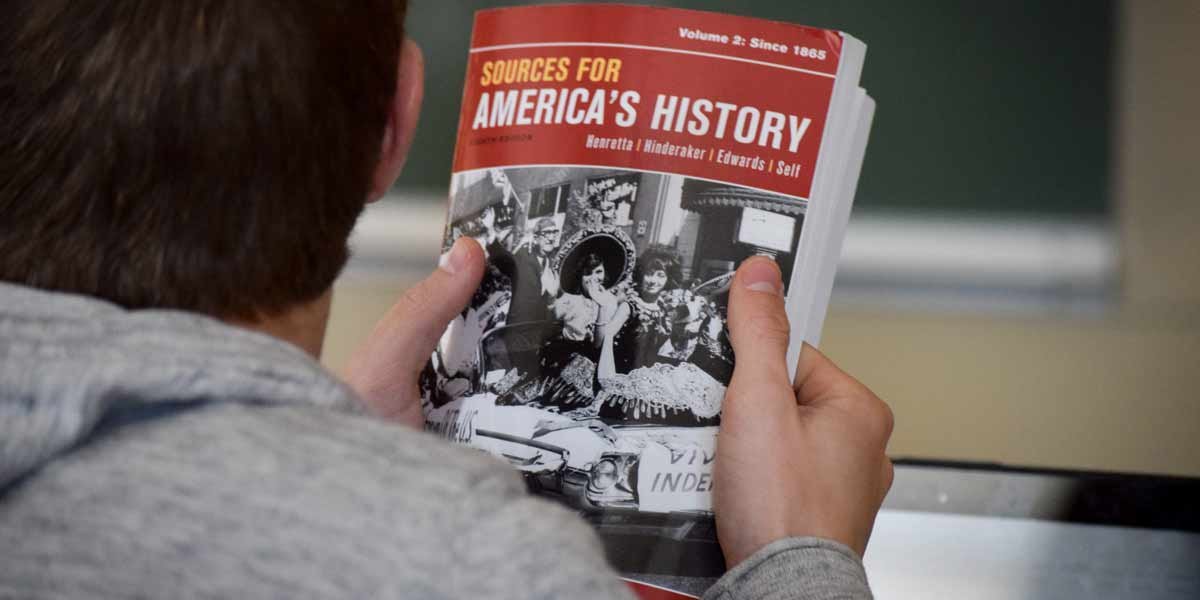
left=452, top=4, right=842, bottom=200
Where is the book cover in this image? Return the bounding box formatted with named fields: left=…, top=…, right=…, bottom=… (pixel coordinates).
left=422, top=4, right=873, bottom=596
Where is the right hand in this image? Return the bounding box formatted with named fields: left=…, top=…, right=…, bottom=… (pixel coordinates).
left=714, top=256, right=894, bottom=567
left=585, top=278, right=613, bottom=305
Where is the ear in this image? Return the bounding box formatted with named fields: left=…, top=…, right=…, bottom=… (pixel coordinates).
left=369, top=38, right=425, bottom=202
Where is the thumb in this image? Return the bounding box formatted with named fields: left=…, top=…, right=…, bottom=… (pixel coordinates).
left=343, top=237, right=486, bottom=420
left=725, top=256, right=792, bottom=389
left=386, top=237, right=487, bottom=371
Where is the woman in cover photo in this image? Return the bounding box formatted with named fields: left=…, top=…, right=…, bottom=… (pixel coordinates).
left=607, top=245, right=683, bottom=374
left=595, top=280, right=731, bottom=427
left=497, top=226, right=636, bottom=413
left=493, top=223, right=735, bottom=426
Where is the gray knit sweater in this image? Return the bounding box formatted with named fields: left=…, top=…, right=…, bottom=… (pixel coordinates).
left=0, top=282, right=872, bottom=599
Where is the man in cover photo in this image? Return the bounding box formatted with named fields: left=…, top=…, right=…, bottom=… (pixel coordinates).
left=509, top=216, right=563, bottom=324
left=0, top=1, right=894, bottom=599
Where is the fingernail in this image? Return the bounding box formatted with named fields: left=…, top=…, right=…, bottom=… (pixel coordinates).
left=438, top=238, right=468, bottom=275
left=741, top=257, right=783, bottom=295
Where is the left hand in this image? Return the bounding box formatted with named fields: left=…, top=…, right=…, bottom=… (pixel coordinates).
left=589, top=283, right=619, bottom=311
left=583, top=277, right=605, bottom=302
left=342, top=237, right=486, bottom=427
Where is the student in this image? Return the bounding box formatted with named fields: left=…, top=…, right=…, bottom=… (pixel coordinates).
left=0, top=2, right=894, bottom=598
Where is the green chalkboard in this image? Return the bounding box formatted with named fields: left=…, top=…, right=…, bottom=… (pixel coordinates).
left=397, top=0, right=1112, bottom=216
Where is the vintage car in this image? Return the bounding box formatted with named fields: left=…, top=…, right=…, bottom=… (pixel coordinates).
left=423, top=321, right=718, bottom=514
left=425, top=391, right=725, bottom=573
left=425, top=315, right=726, bottom=572
left=427, top=390, right=715, bottom=515
left=483, top=419, right=717, bottom=511
left=475, top=320, right=717, bottom=508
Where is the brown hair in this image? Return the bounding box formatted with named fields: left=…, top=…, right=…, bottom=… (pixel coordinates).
left=0, top=0, right=407, bottom=319
left=633, top=245, right=683, bottom=292
left=577, top=253, right=608, bottom=298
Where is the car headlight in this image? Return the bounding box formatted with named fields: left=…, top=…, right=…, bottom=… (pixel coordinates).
left=590, top=458, right=619, bottom=491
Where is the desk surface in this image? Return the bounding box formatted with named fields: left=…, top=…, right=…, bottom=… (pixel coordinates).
left=624, top=463, right=1200, bottom=599
left=866, top=509, right=1200, bottom=600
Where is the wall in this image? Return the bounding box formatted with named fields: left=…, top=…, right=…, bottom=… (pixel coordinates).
left=824, top=0, right=1200, bottom=477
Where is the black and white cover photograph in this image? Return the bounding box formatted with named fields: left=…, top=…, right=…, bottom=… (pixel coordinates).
left=423, top=165, right=807, bottom=525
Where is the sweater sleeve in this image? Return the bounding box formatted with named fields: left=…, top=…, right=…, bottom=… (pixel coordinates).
left=703, top=538, right=873, bottom=600
left=446, top=468, right=638, bottom=600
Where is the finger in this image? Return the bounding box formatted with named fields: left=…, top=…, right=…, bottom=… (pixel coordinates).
left=725, top=256, right=792, bottom=388
left=386, top=237, right=487, bottom=372
left=343, top=237, right=485, bottom=409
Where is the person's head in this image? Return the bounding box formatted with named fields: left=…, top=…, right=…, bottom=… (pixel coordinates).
left=579, top=254, right=606, bottom=299
left=0, top=0, right=418, bottom=324
left=633, top=246, right=682, bottom=299
left=597, top=196, right=617, bottom=222
left=531, top=218, right=560, bottom=256
left=558, top=231, right=628, bottom=296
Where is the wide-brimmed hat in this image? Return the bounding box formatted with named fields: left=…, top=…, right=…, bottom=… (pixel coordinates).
left=555, top=226, right=635, bottom=295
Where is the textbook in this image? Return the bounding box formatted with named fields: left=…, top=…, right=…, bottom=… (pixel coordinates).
left=422, top=4, right=874, bottom=596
